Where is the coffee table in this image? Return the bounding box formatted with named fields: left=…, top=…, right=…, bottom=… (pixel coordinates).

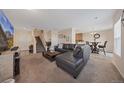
left=43, top=51, right=61, bottom=61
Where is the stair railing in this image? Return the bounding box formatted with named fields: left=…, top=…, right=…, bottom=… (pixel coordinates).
left=39, top=30, right=47, bottom=51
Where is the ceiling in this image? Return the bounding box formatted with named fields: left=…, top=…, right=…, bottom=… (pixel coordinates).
left=3, top=9, right=117, bottom=32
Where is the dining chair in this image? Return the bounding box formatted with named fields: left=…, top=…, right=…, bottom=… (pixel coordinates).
left=98, top=41, right=108, bottom=55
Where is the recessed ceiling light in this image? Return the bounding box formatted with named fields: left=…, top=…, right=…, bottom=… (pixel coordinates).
left=26, top=9, right=34, bottom=10
left=94, top=17, right=98, bottom=19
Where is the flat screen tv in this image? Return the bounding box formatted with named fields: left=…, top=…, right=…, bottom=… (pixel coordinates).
left=0, top=10, right=14, bottom=52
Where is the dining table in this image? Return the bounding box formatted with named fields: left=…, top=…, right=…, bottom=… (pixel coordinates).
left=90, top=41, right=101, bottom=54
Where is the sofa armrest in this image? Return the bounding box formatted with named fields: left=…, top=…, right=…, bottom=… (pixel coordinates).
left=82, top=45, right=91, bottom=64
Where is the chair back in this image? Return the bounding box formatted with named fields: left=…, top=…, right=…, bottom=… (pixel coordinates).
left=104, top=41, right=107, bottom=47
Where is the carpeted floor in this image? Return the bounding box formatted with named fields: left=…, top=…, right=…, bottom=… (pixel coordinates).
left=15, top=53, right=124, bottom=83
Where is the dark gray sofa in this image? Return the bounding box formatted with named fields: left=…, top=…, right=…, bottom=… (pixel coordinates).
left=54, top=44, right=76, bottom=53
left=55, top=45, right=91, bottom=78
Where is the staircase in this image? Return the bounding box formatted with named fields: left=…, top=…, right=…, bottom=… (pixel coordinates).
left=35, top=36, right=46, bottom=53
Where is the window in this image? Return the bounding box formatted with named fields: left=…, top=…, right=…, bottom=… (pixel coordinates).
left=114, top=17, right=121, bottom=56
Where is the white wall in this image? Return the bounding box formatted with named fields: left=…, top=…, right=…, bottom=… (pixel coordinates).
left=0, top=54, right=13, bottom=82
left=51, top=31, right=58, bottom=50
left=58, top=28, right=75, bottom=44
left=32, top=29, right=42, bottom=53
left=72, top=28, right=76, bottom=43
left=14, top=27, right=33, bottom=50
left=14, top=28, right=52, bottom=53
left=83, top=29, right=114, bottom=52
left=113, top=10, right=124, bottom=78
left=44, top=30, right=51, bottom=42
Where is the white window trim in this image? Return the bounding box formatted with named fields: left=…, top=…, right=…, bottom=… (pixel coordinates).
left=114, top=17, right=121, bottom=57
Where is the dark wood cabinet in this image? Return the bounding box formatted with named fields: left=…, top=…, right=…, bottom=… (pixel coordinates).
left=76, top=33, right=84, bottom=42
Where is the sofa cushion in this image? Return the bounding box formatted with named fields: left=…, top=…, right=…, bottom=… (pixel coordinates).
left=58, top=43, right=63, bottom=48
left=62, top=44, right=76, bottom=50
left=63, top=44, right=68, bottom=49
left=56, top=52, right=84, bottom=69
left=68, top=44, right=76, bottom=50
left=55, top=44, right=76, bottom=53
left=55, top=47, right=67, bottom=53
left=73, top=46, right=83, bottom=59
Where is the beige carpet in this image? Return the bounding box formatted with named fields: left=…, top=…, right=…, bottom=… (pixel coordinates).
left=15, top=53, right=124, bottom=83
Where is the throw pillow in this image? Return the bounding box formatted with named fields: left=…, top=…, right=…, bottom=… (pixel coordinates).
left=73, top=46, right=83, bottom=58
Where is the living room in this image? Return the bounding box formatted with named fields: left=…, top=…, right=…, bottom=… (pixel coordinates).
left=0, top=9, right=124, bottom=83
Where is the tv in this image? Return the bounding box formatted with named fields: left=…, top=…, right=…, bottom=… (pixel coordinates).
left=0, top=25, right=8, bottom=51
left=0, top=10, right=14, bottom=52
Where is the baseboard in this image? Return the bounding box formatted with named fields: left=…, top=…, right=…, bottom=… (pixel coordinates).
left=112, top=60, right=124, bottom=79
left=106, top=51, right=113, bottom=53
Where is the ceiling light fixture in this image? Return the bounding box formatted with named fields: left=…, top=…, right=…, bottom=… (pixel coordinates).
left=26, top=9, right=34, bottom=10
left=94, top=17, right=98, bottom=19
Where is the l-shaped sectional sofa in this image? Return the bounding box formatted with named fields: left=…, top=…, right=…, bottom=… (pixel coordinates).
left=54, top=44, right=91, bottom=78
